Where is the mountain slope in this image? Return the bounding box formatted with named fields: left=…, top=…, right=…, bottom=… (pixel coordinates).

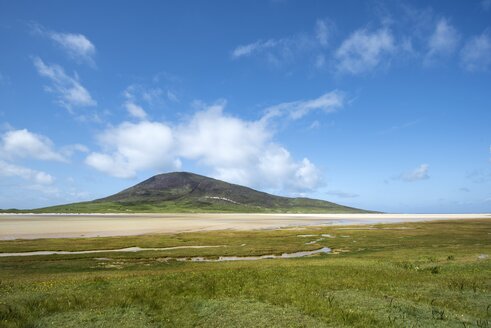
left=34, top=172, right=372, bottom=213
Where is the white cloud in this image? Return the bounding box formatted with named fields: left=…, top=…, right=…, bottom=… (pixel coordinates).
left=124, top=101, right=147, bottom=120
left=123, top=84, right=177, bottom=116
left=32, top=24, right=96, bottom=65
left=335, top=28, right=395, bottom=74
left=177, top=103, right=322, bottom=191
left=33, top=57, right=96, bottom=109
left=177, top=102, right=269, bottom=167
left=400, top=164, right=429, bottom=182
left=461, top=29, right=491, bottom=72
left=315, top=19, right=331, bottom=46
left=231, top=21, right=327, bottom=66
left=0, top=160, right=54, bottom=184
left=262, top=90, right=344, bottom=121
left=86, top=121, right=179, bottom=178
left=1, top=129, right=66, bottom=162
left=232, top=39, right=279, bottom=58
left=231, top=36, right=315, bottom=67
left=86, top=99, right=324, bottom=192
left=123, top=85, right=149, bottom=119
left=50, top=32, right=95, bottom=65
left=425, top=18, right=460, bottom=63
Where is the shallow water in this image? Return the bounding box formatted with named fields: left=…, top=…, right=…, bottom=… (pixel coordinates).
left=175, top=247, right=331, bottom=262
left=0, top=245, right=222, bottom=257
left=0, top=246, right=331, bottom=262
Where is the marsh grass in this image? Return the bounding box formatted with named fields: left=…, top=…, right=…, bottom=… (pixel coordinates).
left=0, top=219, right=490, bottom=327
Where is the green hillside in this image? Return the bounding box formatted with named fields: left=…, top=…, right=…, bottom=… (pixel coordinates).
left=12, top=172, right=372, bottom=213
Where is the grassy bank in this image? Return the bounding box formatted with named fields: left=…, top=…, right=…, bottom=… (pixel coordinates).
left=0, top=219, right=490, bottom=327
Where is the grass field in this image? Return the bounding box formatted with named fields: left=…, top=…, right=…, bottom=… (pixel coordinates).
left=0, top=219, right=490, bottom=327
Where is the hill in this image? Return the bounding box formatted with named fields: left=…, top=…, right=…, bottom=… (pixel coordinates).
left=23, top=172, right=372, bottom=213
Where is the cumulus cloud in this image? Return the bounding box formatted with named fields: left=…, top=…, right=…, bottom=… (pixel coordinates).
left=400, top=164, right=429, bottom=182
left=86, top=99, right=325, bottom=192
left=33, top=57, right=96, bottom=110
left=32, top=24, right=96, bottom=65
left=1, top=129, right=66, bottom=162
left=262, top=90, right=344, bottom=121
left=461, top=29, right=491, bottom=72
left=425, top=18, right=460, bottom=64
left=85, top=121, right=179, bottom=178
left=0, top=160, right=54, bottom=184
left=335, top=28, right=395, bottom=74
left=177, top=102, right=269, bottom=168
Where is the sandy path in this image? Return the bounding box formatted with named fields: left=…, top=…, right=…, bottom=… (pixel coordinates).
left=0, top=213, right=489, bottom=240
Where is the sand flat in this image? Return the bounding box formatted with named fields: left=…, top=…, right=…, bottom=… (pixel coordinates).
left=0, top=213, right=489, bottom=240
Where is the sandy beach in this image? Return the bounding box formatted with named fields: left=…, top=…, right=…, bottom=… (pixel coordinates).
left=0, top=213, right=489, bottom=240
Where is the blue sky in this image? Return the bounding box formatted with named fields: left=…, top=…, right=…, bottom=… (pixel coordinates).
left=1, top=0, right=490, bottom=213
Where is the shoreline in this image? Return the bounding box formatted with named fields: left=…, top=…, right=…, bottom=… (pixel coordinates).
left=0, top=213, right=489, bottom=240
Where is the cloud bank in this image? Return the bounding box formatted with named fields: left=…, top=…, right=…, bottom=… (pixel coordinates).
left=85, top=94, right=338, bottom=192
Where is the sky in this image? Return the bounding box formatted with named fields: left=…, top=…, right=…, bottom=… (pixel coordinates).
left=0, top=0, right=490, bottom=213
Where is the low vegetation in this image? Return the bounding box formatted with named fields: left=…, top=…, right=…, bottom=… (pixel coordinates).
left=17, top=199, right=368, bottom=214
left=0, top=219, right=490, bottom=327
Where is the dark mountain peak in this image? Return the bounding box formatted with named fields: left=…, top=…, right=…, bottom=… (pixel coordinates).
left=74, top=171, right=371, bottom=213
left=136, top=171, right=207, bottom=190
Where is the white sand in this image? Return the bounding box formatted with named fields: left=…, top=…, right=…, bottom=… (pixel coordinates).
left=0, top=213, right=489, bottom=240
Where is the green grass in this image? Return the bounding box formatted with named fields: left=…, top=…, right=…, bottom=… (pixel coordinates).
left=0, top=219, right=490, bottom=327
left=1, top=200, right=371, bottom=214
